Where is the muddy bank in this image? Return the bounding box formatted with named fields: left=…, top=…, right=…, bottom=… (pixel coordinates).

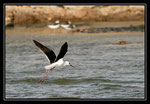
left=73, top=26, right=144, bottom=33
left=6, top=21, right=144, bottom=36
left=5, top=5, right=144, bottom=26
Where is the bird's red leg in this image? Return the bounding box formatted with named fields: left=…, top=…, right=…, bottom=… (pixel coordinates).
left=40, top=70, right=49, bottom=82
left=39, top=67, right=55, bottom=82
left=40, top=70, right=50, bottom=82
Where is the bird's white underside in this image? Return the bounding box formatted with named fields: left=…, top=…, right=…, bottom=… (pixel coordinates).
left=44, top=58, right=64, bottom=70
left=60, top=24, right=75, bottom=30
left=60, top=24, right=70, bottom=28
left=61, top=26, right=72, bottom=30
left=48, top=25, right=60, bottom=29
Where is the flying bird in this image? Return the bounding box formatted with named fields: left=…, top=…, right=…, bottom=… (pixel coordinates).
left=33, top=40, right=73, bottom=82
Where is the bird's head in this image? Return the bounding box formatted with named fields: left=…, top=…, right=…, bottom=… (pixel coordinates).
left=67, top=21, right=71, bottom=24
left=64, top=61, right=74, bottom=67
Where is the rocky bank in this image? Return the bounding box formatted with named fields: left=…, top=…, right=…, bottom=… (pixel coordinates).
left=5, top=5, right=144, bottom=26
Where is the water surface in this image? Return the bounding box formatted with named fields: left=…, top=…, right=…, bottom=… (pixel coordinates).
left=6, top=26, right=145, bottom=99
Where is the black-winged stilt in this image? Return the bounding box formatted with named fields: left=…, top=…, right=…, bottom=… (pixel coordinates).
left=47, top=20, right=60, bottom=29
left=33, top=40, right=73, bottom=82
left=60, top=21, right=76, bottom=30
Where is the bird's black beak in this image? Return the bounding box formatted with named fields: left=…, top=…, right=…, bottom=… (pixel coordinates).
left=70, top=63, right=74, bottom=67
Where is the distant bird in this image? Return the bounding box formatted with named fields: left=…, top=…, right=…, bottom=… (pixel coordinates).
left=60, top=20, right=76, bottom=30
left=33, top=40, right=73, bottom=82
left=47, top=20, right=60, bottom=29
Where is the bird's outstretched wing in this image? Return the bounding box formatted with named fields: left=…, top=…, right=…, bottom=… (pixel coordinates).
left=55, top=42, right=68, bottom=62
left=33, top=40, right=56, bottom=64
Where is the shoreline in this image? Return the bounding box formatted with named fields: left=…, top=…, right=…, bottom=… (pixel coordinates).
left=5, top=21, right=144, bottom=35
left=6, top=28, right=144, bottom=36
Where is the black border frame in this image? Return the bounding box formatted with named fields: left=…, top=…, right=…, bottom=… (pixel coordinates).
left=3, top=3, right=147, bottom=101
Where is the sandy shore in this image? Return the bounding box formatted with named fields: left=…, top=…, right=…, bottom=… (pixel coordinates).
left=5, top=5, right=144, bottom=26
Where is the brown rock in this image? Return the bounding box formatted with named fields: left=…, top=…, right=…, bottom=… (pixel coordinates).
left=5, top=5, right=145, bottom=25
left=117, top=40, right=127, bottom=44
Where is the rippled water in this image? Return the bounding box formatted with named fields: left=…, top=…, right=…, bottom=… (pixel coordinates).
left=5, top=30, right=145, bottom=99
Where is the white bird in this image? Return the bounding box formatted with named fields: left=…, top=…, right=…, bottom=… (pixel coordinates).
left=33, top=40, right=73, bottom=82
left=60, top=21, right=76, bottom=30
left=47, top=20, right=60, bottom=29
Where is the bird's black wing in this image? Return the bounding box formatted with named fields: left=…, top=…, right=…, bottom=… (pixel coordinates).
left=55, top=42, right=68, bottom=62
left=33, top=40, right=56, bottom=64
